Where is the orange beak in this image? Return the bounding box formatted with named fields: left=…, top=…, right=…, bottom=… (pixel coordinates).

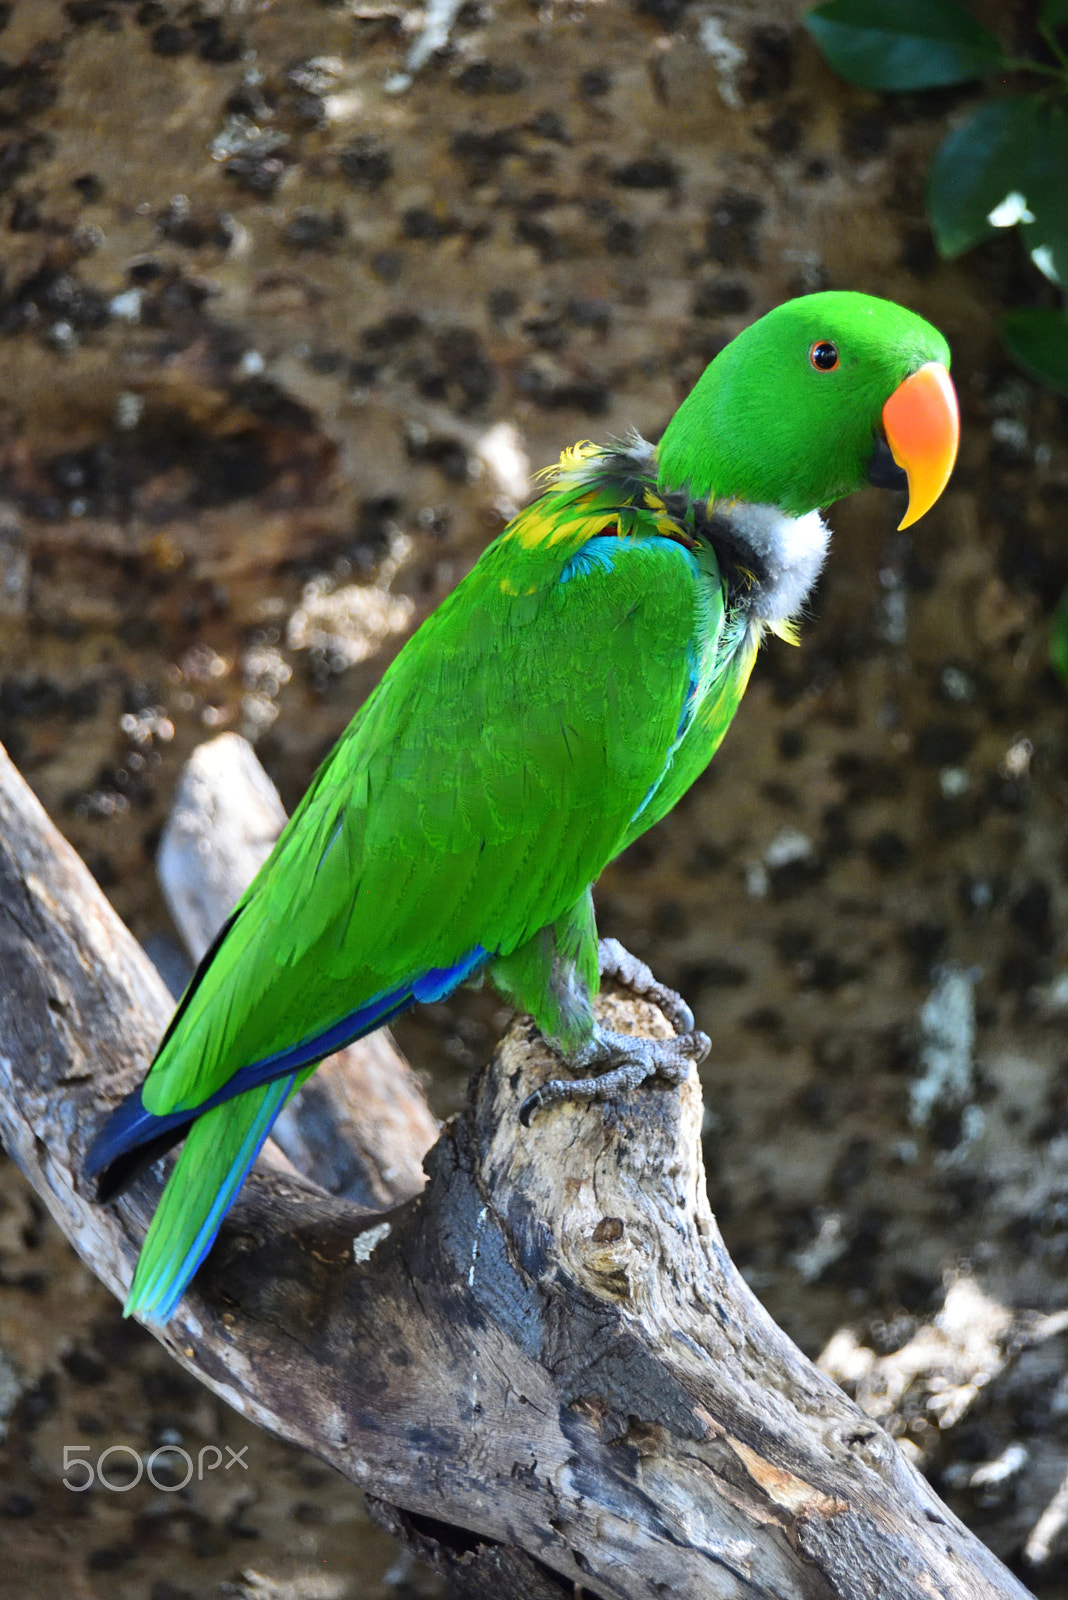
left=881, top=362, right=959, bottom=530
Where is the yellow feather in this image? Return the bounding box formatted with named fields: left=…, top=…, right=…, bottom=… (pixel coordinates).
left=507, top=500, right=559, bottom=550
left=534, top=440, right=599, bottom=485
left=559, top=440, right=600, bottom=468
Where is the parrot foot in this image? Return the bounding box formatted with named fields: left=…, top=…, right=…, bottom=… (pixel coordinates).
left=596, top=937, right=697, bottom=1035
left=518, top=940, right=709, bottom=1126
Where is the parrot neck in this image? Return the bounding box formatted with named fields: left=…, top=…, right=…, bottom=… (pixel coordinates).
left=543, top=437, right=829, bottom=628
left=648, top=429, right=830, bottom=625
left=719, top=502, right=830, bottom=625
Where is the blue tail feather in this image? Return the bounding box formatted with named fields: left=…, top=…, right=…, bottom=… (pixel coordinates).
left=130, top=1073, right=297, bottom=1323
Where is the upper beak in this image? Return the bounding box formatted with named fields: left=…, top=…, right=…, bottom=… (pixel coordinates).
left=880, top=362, right=959, bottom=530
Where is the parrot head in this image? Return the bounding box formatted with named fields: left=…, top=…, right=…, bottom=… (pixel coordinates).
left=656, top=291, right=959, bottom=529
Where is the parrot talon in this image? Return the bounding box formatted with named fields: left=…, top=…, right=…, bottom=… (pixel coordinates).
left=597, top=937, right=695, bottom=1034
left=518, top=1020, right=710, bottom=1126
left=520, top=1058, right=650, bottom=1126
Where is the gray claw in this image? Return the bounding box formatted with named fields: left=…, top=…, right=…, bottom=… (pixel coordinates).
left=519, top=1019, right=710, bottom=1125
left=598, top=937, right=695, bottom=1033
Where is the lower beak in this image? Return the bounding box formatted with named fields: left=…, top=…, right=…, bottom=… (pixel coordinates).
left=881, top=362, right=959, bottom=530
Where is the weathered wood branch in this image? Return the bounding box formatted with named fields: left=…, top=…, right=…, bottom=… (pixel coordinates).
left=0, top=739, right=1036, bottom=1600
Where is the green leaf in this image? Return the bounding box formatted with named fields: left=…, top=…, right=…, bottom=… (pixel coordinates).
left=927, top=97, right=1043, bottom=257
left=1050, top=584, right=1068, bottom=688
left=1015, top=107, right=1068, bottom=285
left=928, top=101, right=1068, bottom=283
left=1041, top=0, right=1068, bottom=30
left=806, top=0, right=1006, bottom=90
left=1001, top=308, right=1068, bottom=392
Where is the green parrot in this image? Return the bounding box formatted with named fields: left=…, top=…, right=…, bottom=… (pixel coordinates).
left=86, top=291, right=960, bottom=1324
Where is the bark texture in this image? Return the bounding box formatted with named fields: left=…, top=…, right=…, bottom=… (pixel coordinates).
left=0, top=737, right=1037, bottom=1600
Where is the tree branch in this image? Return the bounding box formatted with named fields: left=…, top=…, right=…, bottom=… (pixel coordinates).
left=0, top=740, right=1035, bottom=1600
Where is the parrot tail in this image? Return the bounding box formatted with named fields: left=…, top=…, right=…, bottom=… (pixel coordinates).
left=124, top=1074, right=301, bottom=1325
left=93, top=941, right=491, bottom=1324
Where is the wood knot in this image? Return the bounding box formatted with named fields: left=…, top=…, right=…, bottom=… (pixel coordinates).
left=592, top=1216, right=625, bottom=1245
left=624, top=1418, right=668, bottom=1456
left=582, top=1217, right=632, bottom=1299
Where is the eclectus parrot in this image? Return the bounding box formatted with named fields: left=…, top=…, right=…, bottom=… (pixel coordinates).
left=86, top=291, right=959, bottom=1323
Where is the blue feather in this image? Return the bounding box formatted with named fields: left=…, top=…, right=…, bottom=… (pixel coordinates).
left=675, top=647, right=700, bottom=743
left=131, top=1074, right=297, bottom=1324
left=559, top=535, right=618, bottom=584
left=628, top=648, right=702, bottom=830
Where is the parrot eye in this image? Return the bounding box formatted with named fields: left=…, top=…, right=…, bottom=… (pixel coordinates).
left=809, top=340, right=839, bottom=371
